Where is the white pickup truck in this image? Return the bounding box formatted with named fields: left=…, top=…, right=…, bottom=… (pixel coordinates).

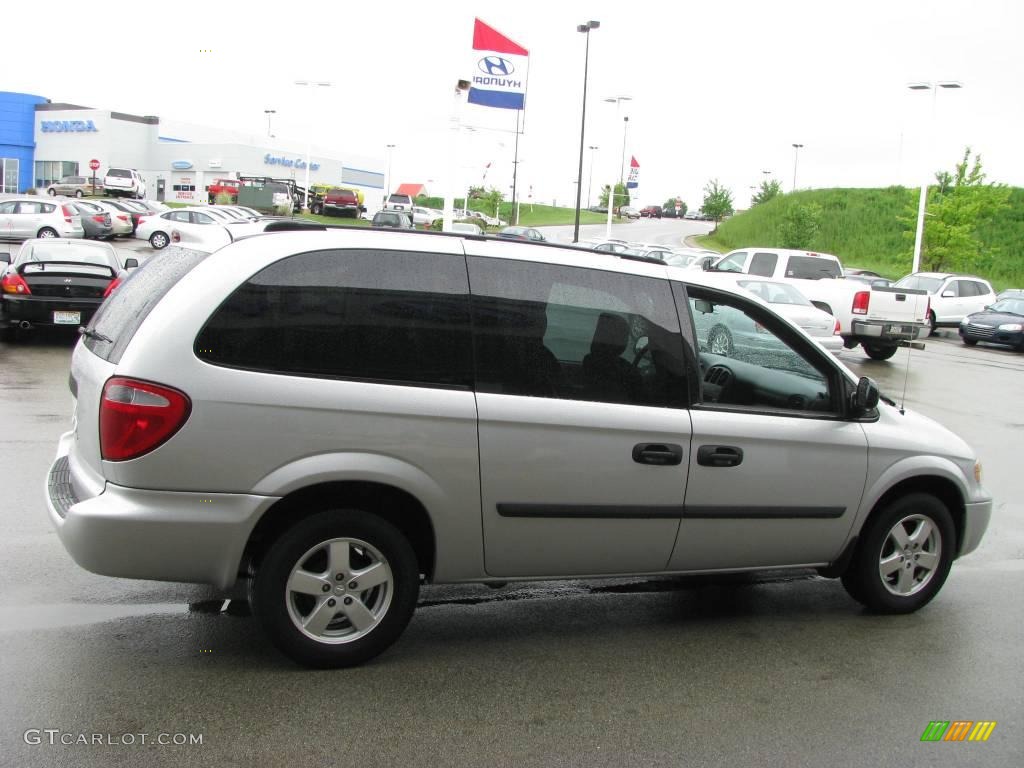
left=707, top=248, right=929, bottom=360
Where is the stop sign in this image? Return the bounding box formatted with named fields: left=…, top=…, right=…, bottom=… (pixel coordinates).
left=89, top=159, right=100, bottom=171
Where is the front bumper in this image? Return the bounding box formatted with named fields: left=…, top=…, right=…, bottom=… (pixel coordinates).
left=959, top=498, right=993, bottom=557
left=850, top=320, right=928, bottom=342
left=959, top=324, right=1024, bottom=348
left=46, top=445, right=278, bottom=589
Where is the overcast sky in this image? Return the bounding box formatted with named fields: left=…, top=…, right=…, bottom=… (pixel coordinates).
left=5, top=0, right=1021, bottom=210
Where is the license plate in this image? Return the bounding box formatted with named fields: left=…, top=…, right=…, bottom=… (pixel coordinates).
left=889, top=324, right=912, bottom=335
left=53, top=311, right=81, bottom=325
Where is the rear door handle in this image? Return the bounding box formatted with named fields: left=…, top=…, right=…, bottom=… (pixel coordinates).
left=632, top=443, right=684, bottom=466
left=697, top=445, right=744, bottom=467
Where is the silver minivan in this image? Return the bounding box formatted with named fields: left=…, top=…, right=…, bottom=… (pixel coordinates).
left=45, top=229, right=992, bottom=668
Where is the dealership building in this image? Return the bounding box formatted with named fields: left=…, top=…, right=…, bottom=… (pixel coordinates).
left=0, top=91, right=384, bottom=203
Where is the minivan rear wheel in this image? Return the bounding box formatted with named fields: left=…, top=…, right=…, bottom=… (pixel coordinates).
left=250, top=509, right=419, bottom=668
left=841, top=493, right=955, bottom=614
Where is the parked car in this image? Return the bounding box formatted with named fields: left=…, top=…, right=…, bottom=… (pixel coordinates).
left=136, top=208, right=230, bottom=250
left=619, top=206, right=640, bottom=219
left=893, top=273, right=997, bottom=334
left=97, top=198, right=152, bottom=234
left=958, top=297, right=1024, bottom=350
left=412, top=207, right=442, bottom=227
left=620, top=246, right=672, bottom=262
left=45, top=228, right=991, bottom=669
left=497, top=225, right=545, bottom=242
left=0, top=238, right=135, bottom=339
left=996, top=288, right=1024, bottom=301
left=317, top=188, right=361, bottom=218
left=467, top=210, right=505, bottom=227
left=66, top=201, right=113, bottom=240
left=450, top=222, right=484, bottom=235
left=90, top=200, right=134, bottom=237
left=0, top=198, right=84, bottom=240
left=845, top=274, right=894, bottom=289
left=102, top=167, right=146, bottom=199
left=639, top=206, right=662, bottom=218
left=371, top=210, right=413, bottom=229
left=47, top=176, right=102, bottom=198
left=384, top=193, right=414, bottom=214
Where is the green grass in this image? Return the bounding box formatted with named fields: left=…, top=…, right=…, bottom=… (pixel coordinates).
left=697, top=186, right=1024, bottom=289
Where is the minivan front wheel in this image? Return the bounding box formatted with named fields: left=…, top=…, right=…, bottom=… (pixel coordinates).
left=251, top=509, right=419, bottom=668
left=841, top=493, right=955, bottom=614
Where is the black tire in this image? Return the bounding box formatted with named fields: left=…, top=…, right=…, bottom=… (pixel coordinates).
left=310, top=203, right=322, bottom=215
left=841, top=493, right=955, bottom=614
left=149, top=231, right=169, bottom=249
left=36, top=227, right=58, bottom=239
left=75, top=190, right=83, bottom=198
left=47, top=188, right=57, bottom=196
left=928, top=311, right=937, bottom=336
left=862, top=343, right=898, bottom=361
left=707, top=325, right=734, bottom=357
left=250, top=509, right=419, bottom=668
left=961, top=337, right=978, bottom=347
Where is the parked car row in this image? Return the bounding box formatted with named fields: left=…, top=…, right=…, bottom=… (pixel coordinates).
left=0, top=195, right=173, bottom=242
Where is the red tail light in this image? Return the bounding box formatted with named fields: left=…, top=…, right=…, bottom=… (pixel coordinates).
left=852, top=291, right=870, bottom=315
left=62, top=204, right=75, bottom=223
left=102, top=276, right=123, bottom=298
left=833, top=318, right=841, bottom=335
left=117, top=214, right=129, bottom=222
left=100, top=378, right=191, bottom=461
left=1, top=272, right=31, bottom=294
left=92, top=215, right=106, bottom=223
left=925, top=296, right=931, bottom=321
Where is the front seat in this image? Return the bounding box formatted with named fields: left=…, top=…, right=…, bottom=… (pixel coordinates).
left=582, top=312, right=640, bottom=403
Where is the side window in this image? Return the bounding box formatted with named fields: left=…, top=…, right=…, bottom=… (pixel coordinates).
left=196, top=249, right=472, bottom=388
left=715, top=251, right=748, bottom=272
left=468, top=257, right=689, bottom=408
left=749, top=252, right=778, bottom=277
left=15, top=202, right=42, bottom=214
left=0, top=202, right=16, bottom=214
left=168, top=211, right=190, bottom=223
left=193, top=212, right=215, bottom=225
left=686, top=286, right=836, bottom=414
left=945, top=281, right=962, bottom=297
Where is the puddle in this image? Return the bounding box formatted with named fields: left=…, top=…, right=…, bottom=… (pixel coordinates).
left=0, top=600, right=250, bottom=633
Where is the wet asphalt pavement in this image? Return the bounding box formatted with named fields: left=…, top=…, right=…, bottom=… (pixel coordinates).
left=0, top=223, right=1021, bottom=767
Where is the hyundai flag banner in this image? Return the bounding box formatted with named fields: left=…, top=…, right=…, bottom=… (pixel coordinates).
left=627, top=156, right=640, bottom=189
left=468, top=18, right=529, bottom=110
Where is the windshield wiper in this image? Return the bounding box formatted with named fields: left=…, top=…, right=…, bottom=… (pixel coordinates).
left=78, top=327, right=112, bottom=343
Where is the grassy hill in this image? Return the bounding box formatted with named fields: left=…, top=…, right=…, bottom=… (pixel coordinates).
left=698, top=187, right=1024, bottom=289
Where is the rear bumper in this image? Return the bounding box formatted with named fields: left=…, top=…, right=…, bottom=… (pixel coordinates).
left=959, top=497, right=992, bottom=557
left=850, top=320, right=928, bottom=343
left=2, top=295, right=103, bottom=326
left=46, top=441, right=278, bottom=589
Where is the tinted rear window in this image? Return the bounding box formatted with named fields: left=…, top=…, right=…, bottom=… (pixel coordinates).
left=84, top=247, right=210, bottom=363
left=785, top=256, right=842, bottom=280
left=106, top=169, right=131, bottom=178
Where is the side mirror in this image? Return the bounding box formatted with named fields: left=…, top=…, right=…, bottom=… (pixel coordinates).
left=941, top=290, right=955, bottom=298
left=852, top=376, right=880, bottom=413
left=124, top=258, right=138, bottom=269
left=0, top=253, right=10, bottom=264
left=701, top=257, right=715, bottom=271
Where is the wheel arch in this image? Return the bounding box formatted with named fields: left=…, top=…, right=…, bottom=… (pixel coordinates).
left=242, top=481, right=437, bottom=583
left=862, top=474, right=966, bottom=557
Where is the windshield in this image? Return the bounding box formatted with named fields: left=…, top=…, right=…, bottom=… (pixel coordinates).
left=989, top=299, right=1024, bottom=315
left=895, top=275, right=943, bottom=292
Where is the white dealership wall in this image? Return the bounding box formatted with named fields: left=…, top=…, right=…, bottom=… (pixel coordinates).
left=32, top=104, right=383, bottom=204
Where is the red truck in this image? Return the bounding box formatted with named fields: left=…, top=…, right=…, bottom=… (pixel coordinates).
left=206, top=178, right=241, bottom=204
left=317, top=187, right=361, bottom=218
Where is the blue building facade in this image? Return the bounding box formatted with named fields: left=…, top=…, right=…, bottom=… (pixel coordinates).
left=0, top=91, right=48, bottom=193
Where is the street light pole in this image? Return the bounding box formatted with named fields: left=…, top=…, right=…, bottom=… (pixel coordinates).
left=603, top=96, right=631, bottom=240
left=572, top=20, right=600, bottom=244
left=791, top=144, right=804, bottom=191
left=587, top=145, right=598, bottom=210
left=295, top=80, right=332, bottom=212
left=907, top=81, right=962, bottom=274
left=383, top=143, right=396, bottom=209
left=264, top=109, right=276, bottom=138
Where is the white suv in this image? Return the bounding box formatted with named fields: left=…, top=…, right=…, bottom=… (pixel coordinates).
left=894, top=272, right=996, bottom=332
left=103, top=167, right=146, bottom=199
left=45, top=228, right=991, bottom=668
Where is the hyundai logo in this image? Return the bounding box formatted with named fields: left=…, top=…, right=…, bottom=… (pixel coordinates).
left=478, top=56, right=514, bottom=77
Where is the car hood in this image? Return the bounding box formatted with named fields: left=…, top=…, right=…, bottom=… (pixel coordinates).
left=963, top=310, right=1024, bottom=325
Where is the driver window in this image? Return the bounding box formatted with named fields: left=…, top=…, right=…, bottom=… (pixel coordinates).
left=687, top=290, right=835, bottom=414
left=715, top=251, right=748, bottom=272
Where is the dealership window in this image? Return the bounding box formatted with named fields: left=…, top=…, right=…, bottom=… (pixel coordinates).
left=34, top=160, right=79, bottom=189
left=1, top=158, right=18, bottom=193
left=172, top=183, right=196, bottom=192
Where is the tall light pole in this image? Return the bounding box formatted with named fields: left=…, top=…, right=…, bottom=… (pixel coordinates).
left=264, top=109, right=276, bottom=138
left=907, top=81, right=963, bottom=274
left=587, top=145, right=599, bottom=209
left=603, top=95, right=631, bottom=239
left=572, top=20, right=600, bottom=244
left=294, top=80, right=332, bottom=212
left=791, top=144, right=804, bottom=191
left=383, top=143, right=396, bottom=209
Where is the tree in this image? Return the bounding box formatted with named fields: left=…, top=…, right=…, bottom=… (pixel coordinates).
left=468, top=185, right=485, bottom=199
left=902, top=147, right=1011, bottom=273
left=751, top=178, right=783, bottom=206
left=779, top=203, right=823, bottom=249
left=663, top=197, right=687, bottom=216
left=599, top=183, right=630, bottom=211
left=701, top=179, right=734, bottom=230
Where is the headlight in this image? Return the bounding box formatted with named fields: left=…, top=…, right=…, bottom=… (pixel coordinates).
left=998, top=323, right=1023, bottom=331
